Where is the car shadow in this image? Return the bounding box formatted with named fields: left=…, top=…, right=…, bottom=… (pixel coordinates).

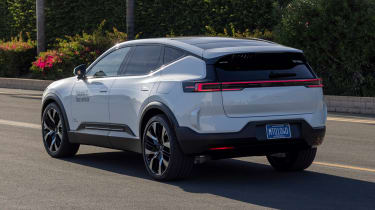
left=62, top=151, right=375, bottom=209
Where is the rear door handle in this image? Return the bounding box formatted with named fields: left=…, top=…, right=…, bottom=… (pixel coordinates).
left=141, top=86, right=149, bottom=91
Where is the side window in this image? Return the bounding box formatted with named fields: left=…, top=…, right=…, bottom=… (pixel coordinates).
left=122, top=45, right=162, bottom=76
left=86, top=47, right=131, bottom=77
left=164, top=47, right=185, bottom=64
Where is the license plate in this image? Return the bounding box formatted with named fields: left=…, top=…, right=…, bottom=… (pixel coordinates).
left=266, top=124, right=291, bottom=139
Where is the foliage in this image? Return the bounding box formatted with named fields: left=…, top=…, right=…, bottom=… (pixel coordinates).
left=205, top=24, right=274, bottom=41
left=31, top=22, right=127, bottom=80
left=136, top=0, right=279, bottom=38
left=6, top=0, right=36, bottom=39
left=0, top=33, right=35, bottom=77
left=275, top=0, right=375, bottom=96
left=0, top=0, right=280, bottom=42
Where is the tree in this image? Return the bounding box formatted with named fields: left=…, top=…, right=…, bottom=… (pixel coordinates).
left=126, top=0, right=135, bottom=40
left=36, top=0, right=45, bottom=54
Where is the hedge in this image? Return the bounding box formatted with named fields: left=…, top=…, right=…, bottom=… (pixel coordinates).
left=0, top=35, right=36, bottom=77
left=0, top=0, right=280, bottom=43
left=275, top=0, right=375, bottom=97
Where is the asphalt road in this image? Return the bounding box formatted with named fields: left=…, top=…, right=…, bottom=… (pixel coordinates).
left=0, top=88, right=374, bottom=210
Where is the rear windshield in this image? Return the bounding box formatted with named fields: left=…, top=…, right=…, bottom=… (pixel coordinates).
left=215, top=53, right=315, bottom=82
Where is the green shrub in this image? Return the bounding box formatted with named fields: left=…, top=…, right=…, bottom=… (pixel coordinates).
left=1, top=0, right=281, bottom=43
left=204, top=24, right=274, bottom=41
left=0, top=34, right=36, bottom=77
left=275, top=0, right=375, bottom=96
left=31, top=22, right=127, bottom=80
left=136, top=0, right=280, bottom=38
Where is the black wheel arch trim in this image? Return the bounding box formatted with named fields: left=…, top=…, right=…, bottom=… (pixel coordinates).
left=139, top=101, right=180, bottom=138
left=42, top=93, right=71, bottom=132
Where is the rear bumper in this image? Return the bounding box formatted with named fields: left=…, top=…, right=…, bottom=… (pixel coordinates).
left=175, top=119, right=325, bottom=158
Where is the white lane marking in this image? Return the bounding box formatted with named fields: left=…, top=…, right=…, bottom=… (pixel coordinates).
left=327, top=117, right=375, bottom=125
left=314, top=162, right=375, bottom=173
left=0, top=119, right=40, bottom=129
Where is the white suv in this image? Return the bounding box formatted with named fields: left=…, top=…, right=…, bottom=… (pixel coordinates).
left=41, top=37, right=326, bottom=180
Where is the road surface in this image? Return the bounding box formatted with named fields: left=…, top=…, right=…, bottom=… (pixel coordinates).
left=0, top=88, right=374, bottom=209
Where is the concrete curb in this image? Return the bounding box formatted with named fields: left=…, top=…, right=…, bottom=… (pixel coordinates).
left=324, top=95, right=375, bottom=115
left=0, top=77, right=53, bottom=91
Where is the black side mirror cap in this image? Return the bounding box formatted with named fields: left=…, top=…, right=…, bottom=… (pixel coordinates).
left=73, top=64, right=87, bottom=79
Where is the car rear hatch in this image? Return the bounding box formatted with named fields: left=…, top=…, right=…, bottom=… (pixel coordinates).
left=213, top=52, right=322, bottom=118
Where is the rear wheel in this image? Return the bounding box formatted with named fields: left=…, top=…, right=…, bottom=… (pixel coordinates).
left=42, top=103, right=80, bottom=158
left=142, top=115, right=193, bottom=181
left=267, top=148, right=317, bottom=171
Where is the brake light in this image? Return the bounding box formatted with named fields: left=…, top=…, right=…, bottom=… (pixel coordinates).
left=196, top=83, right=221, bottom=92
left=209, top=147, right=235, bottom=151
left=183, top=78, right=323, bottom=92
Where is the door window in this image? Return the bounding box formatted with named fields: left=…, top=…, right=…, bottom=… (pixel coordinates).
left=122, top=45, right=162, bottom=76
left=87, top=47, right=131, bottom=77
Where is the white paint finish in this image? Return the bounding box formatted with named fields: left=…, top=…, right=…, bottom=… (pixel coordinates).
left=42, top=77, right=77, bottom=129
left=109, top=71, right=161, bottom=137
left=158, top=56, right=207, bottom=81
left=71, top=77, right=116, bottom=130
left=221, top=86, right=320, bottom=118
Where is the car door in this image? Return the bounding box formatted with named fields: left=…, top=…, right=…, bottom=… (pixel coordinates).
left=71, top=47, right=131, bottom=146
left=108, top=45, right=163, bottom=151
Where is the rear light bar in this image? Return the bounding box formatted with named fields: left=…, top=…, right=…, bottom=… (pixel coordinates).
left=183, top=79, right=323, bottom=92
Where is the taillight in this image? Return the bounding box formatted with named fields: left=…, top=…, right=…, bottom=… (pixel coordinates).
left=183, top=78, right=323, bottom=92
left=306, top=79, right=323, bottom=88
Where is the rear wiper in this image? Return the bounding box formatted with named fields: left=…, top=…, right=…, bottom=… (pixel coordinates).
left=269, top=72, right=297, bottom=79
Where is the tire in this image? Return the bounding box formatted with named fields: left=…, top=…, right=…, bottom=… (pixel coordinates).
left=142, top=114, right=193, bottom=181
left=42, top=103, right=80, bottom=158
left=266, top=148, right=317, bottom=171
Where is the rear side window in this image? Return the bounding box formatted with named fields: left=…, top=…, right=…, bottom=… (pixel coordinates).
left=122, top=45, right=162, bottom=76
left=164, top=47, right=185, bottom=64
left=215, top=53, right=315, bottom=82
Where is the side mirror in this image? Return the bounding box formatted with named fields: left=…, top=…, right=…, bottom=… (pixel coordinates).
left=73, top=64, right=86, bottom=79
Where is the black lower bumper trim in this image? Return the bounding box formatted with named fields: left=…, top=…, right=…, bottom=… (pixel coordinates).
left=175, top=119, right=325, bottom=156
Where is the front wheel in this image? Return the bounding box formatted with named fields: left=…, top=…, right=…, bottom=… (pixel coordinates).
left=142, top=115, right=193, bottom=181
left=267, top=148, right=317, bottom=171
left=42, top=103, right=80, bottom=158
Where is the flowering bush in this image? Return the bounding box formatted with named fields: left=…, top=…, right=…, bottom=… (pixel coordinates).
left=31, top=21, right=127, bottom=80
left=0, top=35, right=35, bottom=77
left=30, top=50, right=69, bottom=79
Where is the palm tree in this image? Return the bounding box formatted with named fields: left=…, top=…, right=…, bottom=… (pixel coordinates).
left=36, top=0, right=45, bottom=54
left=127, top=0, right=135, bottom=40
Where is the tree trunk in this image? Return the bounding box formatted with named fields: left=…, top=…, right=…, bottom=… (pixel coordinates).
left=126, top=0, right=135, bottom=40
left=36, top=0, right=45, bottom=54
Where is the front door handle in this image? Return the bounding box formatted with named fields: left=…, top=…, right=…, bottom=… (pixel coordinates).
left=99, top=88, right=108, bottom=93
left=141, top=86, right=149, bottom=91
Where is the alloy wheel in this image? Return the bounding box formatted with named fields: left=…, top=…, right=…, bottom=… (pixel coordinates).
left=144, top=121, right=171, bottom=175
left=42, top=108, right=63, bottom=153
